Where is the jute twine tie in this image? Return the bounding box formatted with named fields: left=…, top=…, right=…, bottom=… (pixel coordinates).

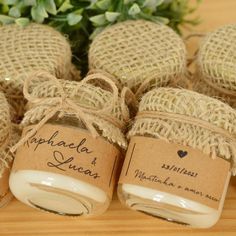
left=11, top=72, right=126, bottom=153
left=136, top=111, right=236, bottom=146
left=88, top=69, right=138, bottom=120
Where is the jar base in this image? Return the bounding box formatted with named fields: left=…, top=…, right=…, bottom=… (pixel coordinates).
left=10, top=170, right=110, bottom=217
left=27, top=183, right=94, bottom=216
left=126, top=195, right=190, bottom=226
left=29, top=199, right=84, bottom=216
left=118, top=184, right=221, bottom=228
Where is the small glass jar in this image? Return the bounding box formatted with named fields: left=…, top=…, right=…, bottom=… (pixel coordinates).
left=10, top=116, right=124, bottom=217
left=118, top=88, right=235, bottom=228
left=9, top=71, right=128, bottom=216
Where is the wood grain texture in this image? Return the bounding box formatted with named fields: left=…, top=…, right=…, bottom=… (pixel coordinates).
left=1, top=0, right=236, bottom=235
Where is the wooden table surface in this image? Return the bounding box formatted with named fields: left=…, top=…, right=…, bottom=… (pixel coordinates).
left=1, top=1, right=236, bottom=235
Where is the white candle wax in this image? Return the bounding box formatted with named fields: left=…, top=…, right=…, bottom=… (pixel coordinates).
left=10, top=170, right=109, bottom=216
left=118, top=171, right=231, bottom=228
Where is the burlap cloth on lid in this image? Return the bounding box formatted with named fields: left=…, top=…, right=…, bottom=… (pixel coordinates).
left=128, top=88, right=236, bottom=174
left=12, top=72, right=128, bottom=152
left=89, top=20, right=186, bottom=97
left=193, top=24, right=236, bottom=108
left=0, top=91, right=20, bottom=206
left=0, top=125, right=20, bottom=207
left=0, top=23, right=80, bottom=121
left=0, top=92, right=11, bottom=148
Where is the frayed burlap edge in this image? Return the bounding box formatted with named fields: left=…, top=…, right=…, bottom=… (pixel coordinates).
left=128, top=88, right=236, bottom=175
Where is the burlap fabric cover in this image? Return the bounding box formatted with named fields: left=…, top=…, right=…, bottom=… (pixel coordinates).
left=0, top=92, right=11, bottom=149
left=0, top=91, right=19, bottom=205
left=18, top=72, right=128, bottom=150
left=0, top=91, right=11, bottom=176
left=89, top=20, right=186, bottom=96
left=0, top=91, right=19, bottom=175
left=193, top=24, right=236, bottom=108
left=0, top=126, right=20, bottom=177
left=0, top=23, right=80, bottom=121
left=129, top=88, right=236, bottom=174
left=0, top=124, right=20, bottom=207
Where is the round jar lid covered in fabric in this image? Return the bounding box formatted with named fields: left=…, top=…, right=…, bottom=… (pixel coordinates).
left=195, top=24, right=236, bottom=107
left=19, top=72, right=128, bottom=150
left=0, top=23, right=80, bottom=120
left=89, top=20, right=186, bottom=95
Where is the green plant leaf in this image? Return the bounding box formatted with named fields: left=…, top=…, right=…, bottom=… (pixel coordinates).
left=54, top=0, right=64, bottom=7
left=23, top=0, right=36, bottom=6
left=0, top=14, right=15, bottom=24
left=143, top=0, right=164, bottom=10
left=15, top=17, right=30, bottom=26
left=151, top=15, right=169, bottom=24
left=105, top=11, right=120, bottom=22
left=0, top=4, right=9, bottom=14
left=128, top=3, right=141, bottom=16
left=4, top=0, right=18, bottom=5
left=44, top=0, right=57, bottom=15
left=9, top=6, right=21, bottom=17
left=67, top=11, right=82, bottom=25
left=96, top=0, right=111, bottom=10
left=90, top=14, right=107, bottom=26
left=31, top=4, right=48, bottom=23
left=124, top=0, right=135, bottom=5
left=57, top=0, right=73, bottom=13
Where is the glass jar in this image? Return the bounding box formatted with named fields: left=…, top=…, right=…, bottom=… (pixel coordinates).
left=118, top=88, right=235, bottom=228
left=10, top=117, right=122, bottom=217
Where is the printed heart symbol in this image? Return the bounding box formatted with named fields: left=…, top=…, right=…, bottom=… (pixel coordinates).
left=177, top=150, right=188, bottom=158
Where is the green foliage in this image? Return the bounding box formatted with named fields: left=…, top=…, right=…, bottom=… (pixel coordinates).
left=0, top=0, right=201, bottom=73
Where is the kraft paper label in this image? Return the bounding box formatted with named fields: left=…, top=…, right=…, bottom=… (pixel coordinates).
left=13, top=124, right=121, bottom=198
left=119, top=136, right=231, bottom=210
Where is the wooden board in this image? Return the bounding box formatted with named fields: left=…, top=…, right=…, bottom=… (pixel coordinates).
left=1, top=0, right=236, bottom=235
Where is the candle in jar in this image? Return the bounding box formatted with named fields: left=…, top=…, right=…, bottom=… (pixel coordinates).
left=10, top=72, right=127, bottom=216
left=118, top=88, right=236, bottom=228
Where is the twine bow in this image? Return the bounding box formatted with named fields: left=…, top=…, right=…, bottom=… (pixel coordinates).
left=88, top=69, right=138, bottom=120
left=11, top=71, right=120, bottom=153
